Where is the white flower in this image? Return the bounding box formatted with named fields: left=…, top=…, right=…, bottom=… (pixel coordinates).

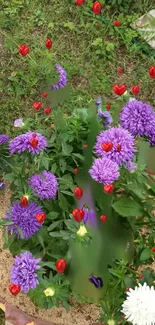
left=14, top=118, right=24, bottom=127
left=76, top=225, right=87, bottom=237
left=121, top=282, right=155, bottom=325
left=129, top=97, right=136, bottom=102
left=107, top=320, right=115, bottom=325
left=44, top=287, right=55, bottom=297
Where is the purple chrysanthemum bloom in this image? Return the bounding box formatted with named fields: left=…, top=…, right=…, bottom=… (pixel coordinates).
left=50, top=64, right=67, bottom=90
left=125, top=161, right=137, bottom=172
left=0, top=182, right=6, bottom=190
left=83, top=208, right=96, bottom=226
left=9, top=132, right=47, bottom=155
left=120, top=99, right=155, bottom=137
left=14, top=118, right=24, bottom=128
left=96, top=97, right=102, bottom=107
left=29, top=170, right=58, bottom=200
left=94, top=127, right=135, bottom=166
left=0, top=134, right=9, bottom=145
left=98, top=109, right=113, bottom=127
left=6, top=202, right=43, bottom=239
left=89, top=157, right=120, bottom=184
left=10, top=251, right=41, bottom=293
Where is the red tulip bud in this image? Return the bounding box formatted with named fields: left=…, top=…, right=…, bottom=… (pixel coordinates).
left=33, top=101, right=42, bottom=110
left=20, top=196, right=28, bottom=207
left=74, top=168, right=79, bottom=174
left=42, top=92, right=48, bottom=98
left=29, top=138, right=38, bottom=148
left=106, top=104, right=111, bottom=110
left=46, top=39, right=52, bottom=50
left=18, top=44, right=30, bottom=56
left=9, top=283, right=21, bottom=296
left=104, top=184, right=114, bottom=194
left=149, top=66, right=155, bottom=79
left=131, top=85, right=140, bottom=96
left=92, top=1, right=102, bottom=15
left=72, top=208, right=84, bottom=222
left=100, top=215, right=107, bottom=222
left=101, top=142, right=113, bottom=152
left=74, top=187, right=83, bottom=199
left=56, top=259, right=67, bottom=273
left=36, top=213, right=46, bottom=223
left=75, top=0, right=85, bottom=5
left=44, top=107, right=52, bottom=115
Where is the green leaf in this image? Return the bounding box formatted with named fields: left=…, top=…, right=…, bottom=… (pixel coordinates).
left=3, top=173, right=16, bottom=181
left=49, top=231, right=63, bottom=238
left=64, top=22, right=75, bottom=30
left=92, top=38, right=102, bottom=46
left=112, top=198, right=142, bottom=217
left=47, top=212, right=59, bottom=220
left=41, top=261, right=56, bottom=270
left=0, top=219, right=13, bottom=227
left=47, top=220, right=63, bottom=232
left=62, top=143, right=73, bottom=156
left=41, top=156, right=50, bottom=170
left=140, top=248, right=152, bottom=261
left=61, top=190, right=73, bottom=196
left=37, top=234, right=45, bottom=249
left=51, top=163, right=57, bottom=174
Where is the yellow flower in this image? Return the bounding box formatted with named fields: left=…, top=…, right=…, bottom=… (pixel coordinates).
left=76, top=225, right=87, bottom=237
left=44, top=287, right=55, bottom=297
left=107, top=320, right=115, bottom=325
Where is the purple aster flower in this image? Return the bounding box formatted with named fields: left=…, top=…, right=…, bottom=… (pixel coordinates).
left=120, top=99, right=155, bottom=137
left=10, top=251, right=41, bottom=293
left=50, top=64, right=67, bottom=90
left=98, top=109, right=113, bottom=127
left=89, top=157, right=120, bottom=184
left=125, top=161, right=137, bottom=172
left=9, top=132, right=47, bottom=155
left=83, top=208, right=97, bottom=226
left=0, top=134, right=9, bottom=145
left=6, top=202, right=43, bottom=239
left=94, top=127, right=135, bottom=166
left=29, top=170, right=58, bottom=200
left=0, top=182, right=6, bottom=190
left=89, top=274, right=103, bottom=289
left=14, top=118, right=24, bottom=128
left=96, top=97, right=102, bottom=107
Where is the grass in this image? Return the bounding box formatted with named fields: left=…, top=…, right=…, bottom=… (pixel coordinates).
left=0, top=0, right=155, bottom=137
left=0, top=0, right=155, bottom=322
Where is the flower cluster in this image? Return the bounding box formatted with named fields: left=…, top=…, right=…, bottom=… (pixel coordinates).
left=28, top=170, right=58, bottom=200
left=0, top=134, right=9, bottom=145
left=89, top=157, right=120, bottom=184
left=6, top=202, right=43, bottom=239
left=50, top=64, right=67, bottom=90
left=10, top=251, right=41, bottom=293
left=9, top=132, right=47, bottom=155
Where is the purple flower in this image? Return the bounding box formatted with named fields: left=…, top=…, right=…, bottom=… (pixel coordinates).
left=120, top=99, right=155, bottom=137
left=125, top=161, right=137, bottom=172
left=10, top=251, right=41, bottom=293
left=0, top=182, right=6, bottom=190
left=94, top=127, right=135, bottom=166
left=96, top=97, right=102, bottom=107
left=50, top=64, right=67, bottom=90
left=89, top=157, right=120, bottom=184
left=83, top=208, right=97, bottom=226
left=6, top=202, right=43, bottom=239
left=29, top=170, right=58, bottom=200
left=9, top=132, right=47, bottom=155
left=0, top=134, right=9, bottom=145
left=98, top=109, right=113, bottom=127
left=14, top=118, right=24, bottom=128
left=89, top=274, right=103, bottom=289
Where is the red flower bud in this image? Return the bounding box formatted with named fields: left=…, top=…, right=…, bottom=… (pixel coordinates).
left=44, top=107, right=52, bottom=115
left=74, top=168, right=79, bottom=174
left=56, top=259, right=67, bottom=273
left=84, top=144, right=88, bottom=148
left=75, top=0, right=85, bottom=5
left=18, top=44, right=30, bottom=56
left=74, top=187, right=83, bottom=199
left=42, top=92, right=48, bottom=98
left=20, top=196, right=28, bottom=207
left=72, top=208, right=84, bottom=222
left=9, top=283, right=21, bottom=296
left=116, top=144, right=122, bottom=151
left=33, top=101, right=42, bottom=110
left=92, top=1, right=102, bottom=15
left=100, top=215, right=107, bottom=222
left=106, top=104, right=111, bottom=110
left=152, top=247, right=155, bottom=252
left=149, top=66, right=155, bottom=79
left=29, top=138, right=38, bottom=148
left=114, top=20, right=121, bottom=27
left=46, top=39, right=52, bottom=50
left=101, top=142, right=113, bottom=152
left=36, top=213, right=46, bottom=223
left=118, top=67, right=123, bottom=74
left=131, top=85, right=140, bottom=96
left=104, top=184, right=114, bottom=194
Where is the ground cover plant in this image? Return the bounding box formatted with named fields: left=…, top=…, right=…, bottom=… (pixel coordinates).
left=0, top=1, right=155, bottom=325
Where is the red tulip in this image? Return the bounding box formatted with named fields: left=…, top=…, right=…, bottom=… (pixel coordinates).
left=100, top=215, right=107, bottom=222
left=114, top=20, right=121, bottom=27
left=20, top=196, right=28, bottom=207
left=42, top=92, right=47, bottom=98
left=104, top=184, right=114, bottom=194
left=118, top=67, right=123, bottom=74
left=92, top=1, right=102, bottom=15
left=74, top=168, right=78, bottom=174
left=131, top=85, right=140, bottom=96
left=72, top=208, right=84, bottom=222
left=152, top=247, right=155, bottom=252
left=44, top=107, right=52, bottom=115
left=36, top=213, right=46, bottom=223
left=9, top=283, right=21, bottom=296
left=46, top=39, right=52, bottom=50
left=116, top=144, right=122, bottom=151
left=101, top=142, right=113, bottom=152
left=18, top=44, right=30, bottom=56
left=33, top=101, right=42, bottom=111
left=75, top=0, right=85, bottom=5
left=74, top=187, right=83, bottom=199
left=56, top=259, right=67, bottom=273
left=106, top=104, right=111, bottom=110
left=149, top=66, right=155, bottom=79
left=113, top=84, right=127, bottom=96
left=29, top=138, right=38, bottom=148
